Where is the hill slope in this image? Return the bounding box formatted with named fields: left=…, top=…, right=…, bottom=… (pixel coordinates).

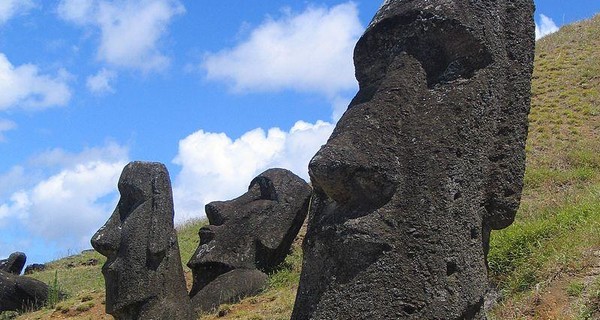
left=488, top=13, right=600, bottom=319
left=4, top=13, right=600, bottom=320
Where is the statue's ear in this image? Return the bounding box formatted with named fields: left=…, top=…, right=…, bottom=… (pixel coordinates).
left=146, top=171, right=172, bottom=269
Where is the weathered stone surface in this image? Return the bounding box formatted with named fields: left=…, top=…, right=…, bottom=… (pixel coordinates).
left=188, top=168, right=311, bottom=312
left=0, top=252, right=26, bottom=275
left=23, top=264, right=45, bottom=275
left=0, top=270, right=48, bottom=312
left=190, top=269, right=268, bottom=312
left=91, top=161, right=194, bottom=320
left=292, top=1, right=535, bottom=319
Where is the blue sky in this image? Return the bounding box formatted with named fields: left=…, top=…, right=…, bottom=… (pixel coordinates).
left=0, top=0, right=598, bottom=265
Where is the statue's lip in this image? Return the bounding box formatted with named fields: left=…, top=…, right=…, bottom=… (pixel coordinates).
left=100, top=257, right=119, bottom=282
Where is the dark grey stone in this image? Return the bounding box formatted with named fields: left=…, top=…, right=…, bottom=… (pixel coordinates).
left=292, top=1, right=535, bottom=319
left=91, top=161, right=194, bottom=320
left=188, top=168, right=311, bottom=313
left=23, top=264, right=45, bottom=275
left=0, top=252, right=26, bottom=275
left=190, top=269, right=268, bottom=312
left=0, top=270, right=48, bottom=312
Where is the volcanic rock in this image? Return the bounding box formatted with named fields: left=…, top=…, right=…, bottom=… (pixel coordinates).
left=0, top=270, right=48, bottom=312
left=188, top=168, right=311, bottom=313
left=23, top=264, right=46, bottom=275
left=292, top=0, right=535, bottom=319
left=91, top=161, right=194, bottom=320
left=0, top=252, right=26, bottom=275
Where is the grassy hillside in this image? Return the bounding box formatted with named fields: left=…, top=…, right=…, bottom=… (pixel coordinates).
left=3, top=13, right=600, bottom=320
left=488, top=13, right=600, bottom=319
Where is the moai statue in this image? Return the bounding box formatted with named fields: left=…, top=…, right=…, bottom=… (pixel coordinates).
left=0, top=270, right=49, bottom=312
left=292, top=0, right=535, bottom=319
left=91, top=161, right=194, bottom=320
left=0, top=252, right=26, bottom=275
left=188, top=168, right=312, bottom=313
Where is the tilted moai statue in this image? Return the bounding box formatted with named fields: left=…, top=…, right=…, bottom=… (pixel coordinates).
left=91, top=161, right=194, bottom=320
left=0, top=270, right=49, bottom=312
left=292, top=0, right=535, bottom=319
left=188, top=168, right=312, bottom=313
left=0, top=252, right=26, bottom=275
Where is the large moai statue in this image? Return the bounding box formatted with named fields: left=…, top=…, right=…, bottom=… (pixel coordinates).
left=188, top=168, right=312, bottom=313
left=292, top=0, right=535, bottom=319
left=91, top=162, right=194, bottom=320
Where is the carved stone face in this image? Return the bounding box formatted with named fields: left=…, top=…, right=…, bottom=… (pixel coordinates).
left=187, top=168, right=311, bottom=312
left=187, top=176, right=278, bottom=295
left=292, top=1, right=535, bottom=319
left=311, top=1, right=534, bottom=230
left=91, top=162, right=191, bottom=319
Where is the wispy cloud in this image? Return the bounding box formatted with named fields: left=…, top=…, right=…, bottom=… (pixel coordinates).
left=0, top=119, right=17, bottom=142
left=172, top=120, right=334, bottom=223
left=536, top=14, right=560, bottom=40
left=86, top=68, right=117, bottom=94
left=58, top=0, right=185, bottom=72
left=0, top=53, right=72, bottom=111
left=202, top=2, right=362, bottom=99
left=0, top=0, right=34, bottom=24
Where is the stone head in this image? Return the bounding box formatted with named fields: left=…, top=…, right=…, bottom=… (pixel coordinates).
left=187, top=168, right=311, bottom=298
left=309, top=0, right=536, bottom=231
left=91, top=161, right=190, bottom=318
left=292, top=1, right=535, bottom=318
left=0, top=252, right=26, bottom=275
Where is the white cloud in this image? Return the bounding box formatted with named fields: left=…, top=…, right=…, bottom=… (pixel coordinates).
left=536, top=14, right=560, bottom=40
left=57, top=0, right=95, bottom=25
left=0, top=143, right=128, bottom=252
left=28, top=142, right=128, bottom=168
left=86, top=68, right=117, bottom=94
left=0, top=53, right=72, bottom=110
left=172, top=120, right=334, bottom=223
left=0, top=119, right=17, bottom=142
left=0, top=166, right=30, bottom=200
left=58, top=0, right=185, bottom=72
left=0, top=0, right=34, bottom=24
left=203, top=2, right=362, bottom=97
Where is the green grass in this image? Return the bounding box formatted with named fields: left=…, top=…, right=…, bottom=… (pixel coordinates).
left=567, top=280, right=585, bottom=297
left=27, top=250, right=106, bottom=296
left=176, top=218, right=206, bottom=272
left=489, top=187, right=600, bottom=293
left=487, top=13, right=600, bottom=318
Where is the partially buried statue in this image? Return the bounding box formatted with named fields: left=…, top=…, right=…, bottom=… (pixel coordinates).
left=0, top=270, right=49, bottom=312
left=91, top=161, right=194, bottom=320
left=0, top=251, right=48, bottom=312
left=292, top=0, right=535, bottom=319
left=188, top=168, right=312, bottom=313
left=0, top=252, right=26, bottom=275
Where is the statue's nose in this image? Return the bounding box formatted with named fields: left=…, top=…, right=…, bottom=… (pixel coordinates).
left=309, top=142, right=395, bottom=209
left=91, top=211, right=121, bottom=258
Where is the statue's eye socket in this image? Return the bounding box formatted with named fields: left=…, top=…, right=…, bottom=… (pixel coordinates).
left=117, top=184, right=146, bottom=221
left=248, top=176, right=278, bottom=201
left=355, top=12, right=492, bottom=92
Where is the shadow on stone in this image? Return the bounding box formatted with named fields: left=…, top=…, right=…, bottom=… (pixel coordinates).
left=91, top=161, right=194, bottom=320
left=0, top=252, right=26, bottom=275
left=0, top=270, right=48, bottom=312
left=292, top=0, right=535, bottom=319
left=188, top=168, right=311, bottom=313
